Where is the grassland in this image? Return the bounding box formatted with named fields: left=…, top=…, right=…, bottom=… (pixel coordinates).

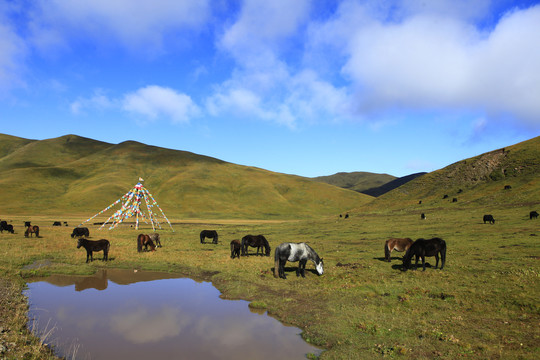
left=1, top=201, right=539, bottom=359
left=0, top=134, right=538, bottom=358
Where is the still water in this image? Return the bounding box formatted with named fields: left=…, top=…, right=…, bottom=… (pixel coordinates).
left=25, top=269, right=322, bottom=359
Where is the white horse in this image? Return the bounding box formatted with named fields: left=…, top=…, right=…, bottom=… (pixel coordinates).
left=274, top=242, right=324, bottom=279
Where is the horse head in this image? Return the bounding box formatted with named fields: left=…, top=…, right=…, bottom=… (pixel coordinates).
left=315, top=258, right=324, bottom=275
left=76, top=238, right=83, bottom=248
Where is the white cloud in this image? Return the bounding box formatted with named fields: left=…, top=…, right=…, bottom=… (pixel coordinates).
left=220, top=0, right=310, bottom=63
left=313, top=1, right=540, bottom=126
left=30, top=0, right=210, bottom=52
left=70, top=89, right=115, bottom=114
left=122, top=85, right=200, bottom=123
left=0, top=13, right=27, bottom=91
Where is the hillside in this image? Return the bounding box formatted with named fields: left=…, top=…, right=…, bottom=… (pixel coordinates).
left=367, top=136, right=540, bottom=211
left=0, top=134, right=371, bottom=219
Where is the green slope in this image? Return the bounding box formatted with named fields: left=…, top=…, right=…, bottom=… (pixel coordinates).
left=365, top=135, right=540, bottom=211
left=0, top=134, right=370, bottom=219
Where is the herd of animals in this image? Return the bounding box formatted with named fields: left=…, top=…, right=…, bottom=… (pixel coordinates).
left=0, top=209, right=538, bottom=279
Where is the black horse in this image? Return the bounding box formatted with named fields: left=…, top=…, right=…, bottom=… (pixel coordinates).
left=241, top=235, right=271, bottom=256
left=71, top=227, right=90, bottom=238
left=200, top=230, right=218, bottom=244
left=274, top=242, right=324, bottom=279
left=77, top=238, right=110, bottom=263
left=230, top=240, right=241, bottom=259
left=530, top=211, right=539, bottom=220
left=402, top=238, right=446, bottom=271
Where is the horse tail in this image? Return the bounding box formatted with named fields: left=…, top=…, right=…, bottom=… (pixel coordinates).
left=137, top=234, right=143, bottom=252
left=384, top=240, right=391, bottom=261
left=273, top=246, right=280, bottom=278
left=35, top=226, right=39, bottom=237
left=440, top=239, right=447, bottom=269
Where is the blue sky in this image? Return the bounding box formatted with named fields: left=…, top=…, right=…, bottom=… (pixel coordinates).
left=1, top=0, right=539, bottom=178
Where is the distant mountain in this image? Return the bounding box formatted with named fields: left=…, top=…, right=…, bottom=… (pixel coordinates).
left=312, top=172, right=396, bottom=194
left=361, top=172, right=427, bottom=197
left=371, top=135, right=540, bottom=209
left=312, top=171, right=426, bottom=197
left=0, top=134, right=371, bottom=219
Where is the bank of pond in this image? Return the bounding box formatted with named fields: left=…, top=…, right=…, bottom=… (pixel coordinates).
left=25, top=269, right=323, bottom=360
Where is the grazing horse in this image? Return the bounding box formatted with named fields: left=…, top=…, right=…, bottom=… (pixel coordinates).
left=483, top=214, right=495, bottom=224
left=241, top=235, right=271, bottom=256
left=77, top=238, right=110, bottom=263
left=230, top=240, right=242, bottom=259
left=274, top=242, right=324, bottom=279
left=384, top=238, right=413, bottom=262
left=149, top=233, right=162, bottom=247
left=137, top=234, right=156, bottom=252
left=71, top=227, right=90, bottom=238
left=402, top=238, right=446, bottom=271
left=530, top=211, right=539, bottom=220
left=25, top=225, right=39, bottom=238
left=200, top=230, right=218, bottom=244
left=0, top=221, right=14, bottom=234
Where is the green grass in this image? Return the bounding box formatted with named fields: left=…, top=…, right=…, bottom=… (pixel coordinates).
left=1, top=204, right=538, bottom=359
left=0, top=133, right=371, bottom=218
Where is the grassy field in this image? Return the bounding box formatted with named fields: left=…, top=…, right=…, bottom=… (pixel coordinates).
left=1, top=203, right=539, bottom=359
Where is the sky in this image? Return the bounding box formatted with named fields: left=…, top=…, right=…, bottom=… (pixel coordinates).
left=1, top=0, right=539, bottom=178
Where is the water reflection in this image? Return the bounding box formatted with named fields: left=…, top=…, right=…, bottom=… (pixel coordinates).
left=25, top=269, right=322, bottom=360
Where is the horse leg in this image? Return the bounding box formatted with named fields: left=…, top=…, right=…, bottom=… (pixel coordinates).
left=299, top=259, right=307, bottom=277
left=414, top=255, right=420, bottom=270
left=421, top=255, right=426, bottom=271
left=434, top=253, right=439, bottom=269
left=200, top=235, right=204, bottom=244
left=279, top=259, right=287, bottom=279
left=384, top=243, right=391, bottom=262
left=441, top=249, right=446, bottom=270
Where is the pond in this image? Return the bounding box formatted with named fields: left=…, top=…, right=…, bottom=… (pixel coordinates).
left=25, top=269, right=322, bottom=359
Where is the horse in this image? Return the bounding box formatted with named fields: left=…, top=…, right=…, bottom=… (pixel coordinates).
left=274, top=242, right=324, bottom=279
left=25, top=225, right=39, bottom=238
left=200, top=230, right=218, bottom=244
left=483, top=214, right=495, bottom=224
left=137, top=234, right=156, bottom=252
left=241, top=235, right=271, bottom=256
left=149, top=233, right=162, bottom=247
left=402, top=238, right=446, bottom=271
left=384, top=238, right=413, bottom=262
left=77, top=238, right=110, bottom=263
left=530, top=211, right=539, bottom=220
left=230, top=240, right=241, bottom=259
left=71, top=227, right=90, bottom=238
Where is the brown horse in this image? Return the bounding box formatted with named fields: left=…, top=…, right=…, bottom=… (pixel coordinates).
left=384, top=238, right=413, bottom=262
left=137, top=234, right=156, bottom=252
left=25, top=225, right=40, bottom=238
left=230, top=240, right=241, bottom=259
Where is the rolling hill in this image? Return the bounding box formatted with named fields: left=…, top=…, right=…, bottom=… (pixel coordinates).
left=312, top=171, right=427, bottom=197
left=0, top=134, right=371, bottom=219
left=366, top=135, right=540, bottom=211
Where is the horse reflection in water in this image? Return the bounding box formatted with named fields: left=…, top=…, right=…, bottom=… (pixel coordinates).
left=274, top=242, right=324, bottom=279
left=75, top=270, right=108, bottom=291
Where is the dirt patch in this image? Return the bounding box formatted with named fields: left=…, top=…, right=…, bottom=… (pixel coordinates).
left=22, top=259, right=53, bottom=270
